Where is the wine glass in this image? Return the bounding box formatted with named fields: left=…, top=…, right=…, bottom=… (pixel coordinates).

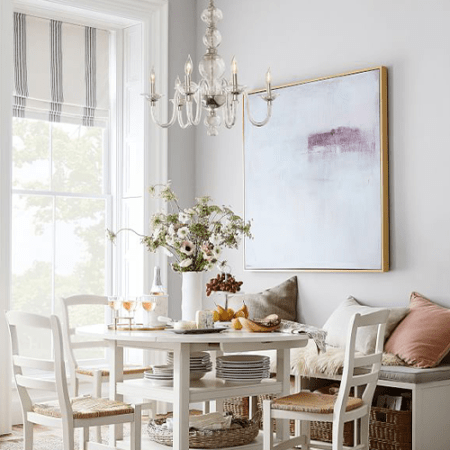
left=108, top=296, right=121, bottom=317
left=140, top=295, right=158, bottom=326
left=122, top=296, right=138, bottom=321
left=141, top=295, right=157, bottom=312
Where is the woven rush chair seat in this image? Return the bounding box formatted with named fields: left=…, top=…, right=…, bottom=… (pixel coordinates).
left=271, top=390, right=363, bottom=414
left=76, top=365, right=152, bottom=377
left=33, top=396, right=134, bottom=419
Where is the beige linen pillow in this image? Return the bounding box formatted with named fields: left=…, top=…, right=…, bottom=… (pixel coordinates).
left=385, top=292, right=450, bottom=368
left=227, top=276, right=297, bottom=321
left=323, top=296, right=408, bottom=354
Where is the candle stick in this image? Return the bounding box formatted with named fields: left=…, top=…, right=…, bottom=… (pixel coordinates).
left=266, top=68, right=272, bottom=97
left=150, top=67, right=156, bottom=95
left=185, top=55, right=193, bottom=91
left=231, top=56, right=238, bottom=91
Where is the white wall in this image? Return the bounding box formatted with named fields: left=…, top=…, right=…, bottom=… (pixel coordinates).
left=194, top=0, right=450, bottom=326
left=166, top=0, right=197, bottom=318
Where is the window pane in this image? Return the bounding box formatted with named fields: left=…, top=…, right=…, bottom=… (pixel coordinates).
left=12, top=118, right=51, bottom=191
left=54, top=197, right=107, bottom=360
left=51, top=123, right=105, bottom=194
left=12, top=194, right=53, bottom=359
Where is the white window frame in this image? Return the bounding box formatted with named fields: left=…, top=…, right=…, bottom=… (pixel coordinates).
left=0, top=0, right=169, bottom=430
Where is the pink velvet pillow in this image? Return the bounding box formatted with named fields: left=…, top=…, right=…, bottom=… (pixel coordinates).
left=385, top=292, right=450, bottom=368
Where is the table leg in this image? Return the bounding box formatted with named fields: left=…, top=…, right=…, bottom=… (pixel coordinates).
left=172, top=343, right=190, bottom=450
left=210, top=349, right=224, bottom=413
left=108, top=340, right=124, bottom=445
left=276, top=348, right=290, bottom=441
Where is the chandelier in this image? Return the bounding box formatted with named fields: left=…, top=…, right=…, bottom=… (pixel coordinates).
left=143, top=0, right=277, bottom=136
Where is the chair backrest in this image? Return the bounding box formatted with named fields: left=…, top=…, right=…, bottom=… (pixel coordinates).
left=60, top=295, right=108, bottom=375
left=333, top=309, right=389, bottom=420
left=5, top=311, right=72, bottom=420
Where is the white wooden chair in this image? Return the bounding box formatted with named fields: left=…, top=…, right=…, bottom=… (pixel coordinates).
left=6, top=310, right=141, bottom=450
left=61, top=295, right=152, bottom=400
left=263, top=309, right=389, bottom=450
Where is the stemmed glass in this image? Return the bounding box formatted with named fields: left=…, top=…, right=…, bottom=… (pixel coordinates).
left=122, top=296, right=138, bottom=321
left=140, top=295, right=158, bottom=326
left=108, top=295, right=121, bottom=316
left=108, top=296, right=122, bottom=329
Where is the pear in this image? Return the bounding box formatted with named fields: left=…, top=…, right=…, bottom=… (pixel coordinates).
left=231, top=318, right=243, bottom=330
left=235, top=301, right=249, bottom=319
left=215, top=304, right=228, bottom=321
left=226, top=308, right=235, bottom=321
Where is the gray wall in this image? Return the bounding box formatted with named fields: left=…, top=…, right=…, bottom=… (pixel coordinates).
left=193, top=0, right=450, bottom=326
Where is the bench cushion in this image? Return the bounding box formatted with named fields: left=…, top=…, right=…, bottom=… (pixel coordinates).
left=379, top=365, right=450, bottom=384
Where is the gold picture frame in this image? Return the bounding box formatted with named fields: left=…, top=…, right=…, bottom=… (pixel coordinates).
left=243, top=67, right=389, bottom=272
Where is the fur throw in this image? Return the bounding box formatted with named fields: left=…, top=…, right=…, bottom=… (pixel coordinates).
left=290, top=341, right=407, bottom=377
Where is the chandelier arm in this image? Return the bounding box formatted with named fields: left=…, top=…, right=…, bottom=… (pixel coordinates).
left=223, top=95, right=238, bottom=129
left=244, top=92, right=273, bottom=127
left=189, top=91, right=203, bottom=126
left=177, top=102, right=192, bottom=129
left=185, top=96, right=202, bottom=127
left=149, top=96, right=179, bottom=129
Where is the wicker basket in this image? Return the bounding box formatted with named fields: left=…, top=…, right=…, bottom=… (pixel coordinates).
left=310, top=420, right=354, bottom=446
left=223, top=396, right=250, bottom=418
left=147, top=410, right=261, bottom=448
left=369, top=406, right=412, bottom=450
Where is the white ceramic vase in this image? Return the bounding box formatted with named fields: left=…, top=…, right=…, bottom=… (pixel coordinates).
left=181, top=271, right=204, bottom=321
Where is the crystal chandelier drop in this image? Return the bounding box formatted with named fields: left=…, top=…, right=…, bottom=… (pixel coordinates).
left=143, top=0, right=277, bottom=136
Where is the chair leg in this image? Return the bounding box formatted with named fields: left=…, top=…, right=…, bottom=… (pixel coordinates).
left=332, top=420, right=344, bottom=450
left=82, top=427, right=89, bottom=450
left=263, top=400, right=273, bottom=450
left=93, top=371, right=103, bottom=443
left=360, top=415, right=370, bottom=449
left=131, top=404, right=142, bottom=450
left=62, top=421, right=75, bottom=450
left=23, top=420, right=33, bottom=450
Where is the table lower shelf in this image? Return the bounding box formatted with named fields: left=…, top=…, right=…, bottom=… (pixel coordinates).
left=116, top=430, right=265, bottom=450
left=117, top=374, right=284, bottom=403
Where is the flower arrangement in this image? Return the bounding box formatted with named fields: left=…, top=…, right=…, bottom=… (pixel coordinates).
left=108, top=183, right=252, bottom=273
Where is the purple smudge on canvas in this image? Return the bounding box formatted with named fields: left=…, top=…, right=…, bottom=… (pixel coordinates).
left=308, top=127, right=374, bottom=154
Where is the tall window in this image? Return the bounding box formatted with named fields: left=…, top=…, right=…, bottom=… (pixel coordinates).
left=11, top=13, right=111, bottom=359
left=12, top=119, right=109, bottom=358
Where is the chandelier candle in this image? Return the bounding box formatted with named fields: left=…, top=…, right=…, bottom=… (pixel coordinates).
left=143, top=0, right=277, bottom=136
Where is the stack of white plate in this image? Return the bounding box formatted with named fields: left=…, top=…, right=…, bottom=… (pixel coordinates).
left=144, top=365, right=174, bottom=386
left=216, top=355, right=270, bottom=384
left=167, top=351, right=213, bottom=381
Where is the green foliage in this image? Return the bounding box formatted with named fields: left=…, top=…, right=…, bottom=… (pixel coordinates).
left=111, top=183, right=253, bottom=273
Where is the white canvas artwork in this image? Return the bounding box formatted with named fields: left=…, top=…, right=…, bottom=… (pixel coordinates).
left=244, top=68, right=388, bottom=271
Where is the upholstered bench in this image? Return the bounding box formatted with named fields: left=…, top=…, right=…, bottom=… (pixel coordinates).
left=297, top=364, right=450, bottom=450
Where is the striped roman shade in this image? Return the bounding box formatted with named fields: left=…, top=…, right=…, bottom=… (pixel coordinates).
left=13, top=13, right=109, bottom=126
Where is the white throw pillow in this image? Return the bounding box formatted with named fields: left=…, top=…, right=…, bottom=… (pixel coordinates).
left=322, top=296, right=408, bottom=354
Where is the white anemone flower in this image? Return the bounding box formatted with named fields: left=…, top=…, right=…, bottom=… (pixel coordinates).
left=178, top=212, right=190, bottom=224
left=168, top=224, right=176, bottom=236
left=213, top=246, right=222, bottom=257
left=179, top=258, right=192, bottom=268
left=177, top=226, right=189, bottom=239
left=209, top=234, right=221, bottom=246
left=180, top=240, right=195, bottom=256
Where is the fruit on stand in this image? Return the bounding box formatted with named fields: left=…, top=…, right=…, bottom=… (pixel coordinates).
left=206, top=272, right=243, bottom=296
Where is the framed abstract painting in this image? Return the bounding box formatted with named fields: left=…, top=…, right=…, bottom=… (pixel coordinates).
left=243, top=67, right=389, bottom=271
